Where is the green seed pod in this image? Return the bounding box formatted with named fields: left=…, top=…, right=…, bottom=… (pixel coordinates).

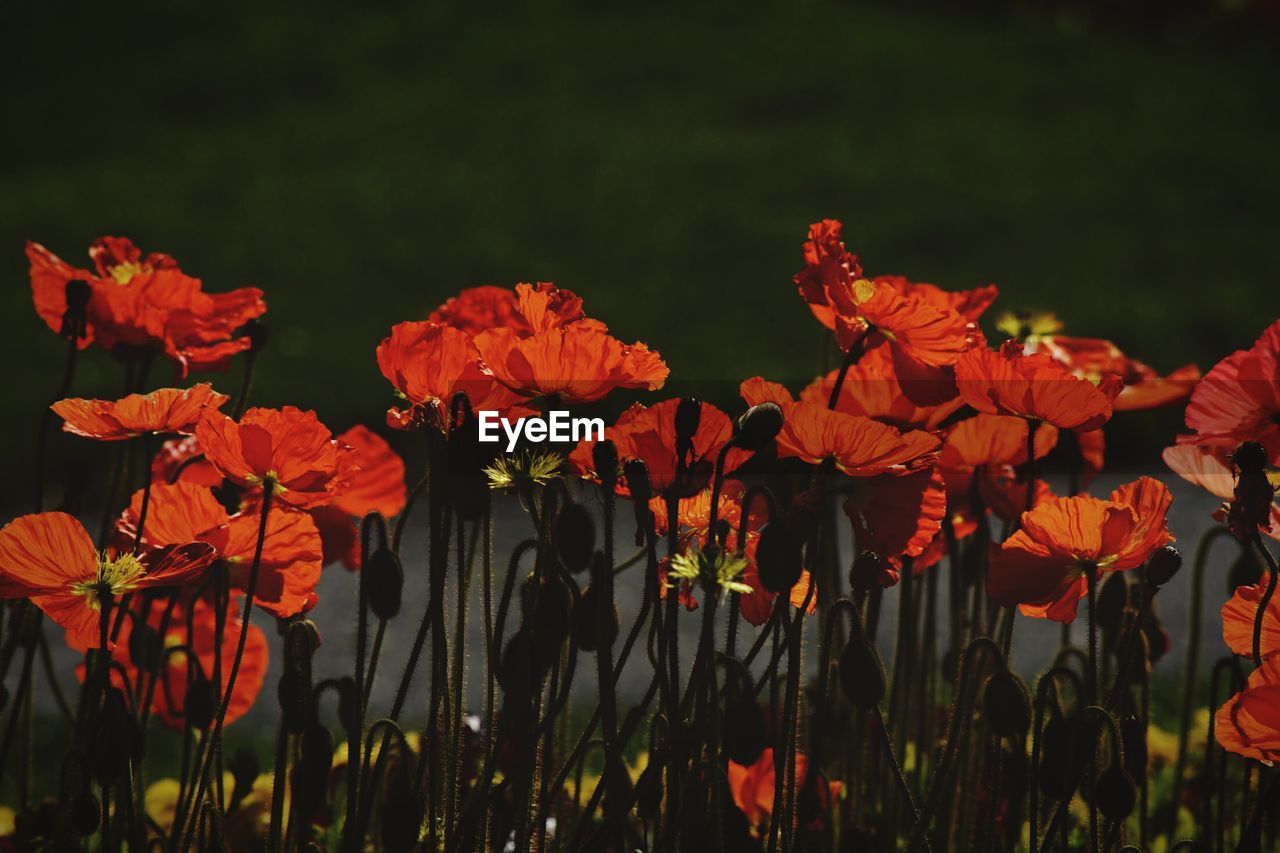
left=1094, top=764, right=1138, bottom=822
left=755, top=522, right=803, bottom=593
left=983, top=670, right=1031, bottom=738
left=839, top=639, right=886, bottom=710
left=364, top=546, right=404, bottom=621
left=555, top=502, right=596, bottom=574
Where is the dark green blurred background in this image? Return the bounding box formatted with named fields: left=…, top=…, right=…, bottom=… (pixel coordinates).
left=4, top=1, right=1277, bottom=479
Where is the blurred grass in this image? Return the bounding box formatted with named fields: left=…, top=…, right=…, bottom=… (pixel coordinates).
left=2, top=0, right=1277, bottom=479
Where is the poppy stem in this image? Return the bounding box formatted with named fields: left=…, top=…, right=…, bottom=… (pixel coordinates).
left=825, top=327, right=871, bottom=410
left=1251, top=533, right=1279, bottom=668
left=177, top=480, right=274, bottom=851
left=33, top=335, right=80, bottom=513
left=1025, top=419, right=1040, bottom=515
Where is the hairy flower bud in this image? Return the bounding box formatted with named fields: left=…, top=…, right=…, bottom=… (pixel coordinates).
left=91, top=688, right=143, bottom=785
left=291, top=722, right=334, bottom=825
left=983, top=670, right=1031, bottom=738
left=839, top=638, right=886, bottom=710
left=734, top=402, right=785, bottom=451
left=381, top=763, right=426, bottom=853
left=184, top=673, right=218, bottom=730
left=1094, top=764, right=1138, bottom=822
left=848, top=550, right=884, bottom=593
left=555, top=502, right=596, bottom=574
left=364, top=547, right=404, bottom=621
left=755, top=522, right=803, bottom=593
left=1233, top=441, right=1270, bottom=474
left=244, top=318, right=269, bottom=352
left=624, top=459, right=652, bottom=504
left=675, top=397, right=702, bottom=462
left=1120, top=714, right=1148, bottom=783
left=279, top=621, right=317, bottom=734
left=592, top=440, right=619, bottom=491
left=572, top=579, right=619, bottom=653
left=1095, top=573, right=1129, bottom=637
left=722, top=697, right=769, bottom=766
left=1038, top=714, right=1088, bottom=801
left=1145, top=544, right=1183, bottom=588
left=61, top=279, right=90, bottom=340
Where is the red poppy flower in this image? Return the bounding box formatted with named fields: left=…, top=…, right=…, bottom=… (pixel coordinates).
left=195, top=406, right=342, bottom=508
left=1163, top=444, right=1280, bottom=542
left=118, top=482, right=323, bottom=619
left=52, top=384, right=229, bottom=441
left=1181, top=319, right=1280, bottom=464
left=735, top=533, right=818, bottom=626
left=1215, top=657, right=1280, bottom=764
left=429, top=282, right=584, bottom=337
left=1026, top=335, right=1200, bottom=412
left=987, top=478, right=1174, bottom=622
left=473, top=284, right=669, bottom=404
left=728, top=748, right=839, bottom=832
left=801, top=345, right=965, bottom=431
left=0, top=512, right=215, bottom=647
left=570, top=399, right=749, bottom=497
left=312, top=425, right=407, bottom=569
left=876, top=274, right=999, bottom=322
left=937, top=413, right=1060, bottom=522
left=151, top=435, right=224, bottom=487
left=1223, top=581, right=1280, bottom=663
left=741, top=378, right=941, bottom=477
left=955, top=340, right=1124, bottom=431
left=843, top=469, right=948, bottom=583
left=376, top=321, right=532, bottom=431
left=27, top=237, right=266, bottom=374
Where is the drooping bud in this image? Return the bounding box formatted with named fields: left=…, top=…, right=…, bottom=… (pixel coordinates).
left=128, top=621, right=163, bottom=674
left=279, top=621, right=317, bottom=734
left=838, top=639, right=886, bottom=710
left=184, top=673, right=218, bottom=730
left=555, top=502, right=596, bottom=574
left=1120, top=714, right=1148, bottom=783
left=1095, top=573, right=1129, bottom=636
left=1145, top=544, right=1183, bottom=588
left=290, top=721, right=334, bottom=825
left=983, top=670, right=1031, bottom=737
left=70, top=789, right=100, bottom=836
left=722, top=697, right=769, bottom=766
left=624, top=459, right=652, bottom=504
left=1094, top=764, right=1138, bottom=821
left=755, top=522, right=803, bottom=593
left=592, top=440, right=619, bottom=492
left=244, top=318, right=269, bottom=352
left=1233, top=441, right=1270, bottom=474
left=532, top=576, right=573, bottom=663
left=572, top=578, right=619, bottom=653
left=364, top=547, right=404, bottom=621
left=733, top=402, right=784, bottom=451
left=848, top=550, right=884, bottom=593
left=674, top=397, right=703, bottom=463
left=498, top=630, right=544, bottom=701
left=61, top=279, right=91, bottom=340
left=91, top=688, right=143, bottom=785
left=227, top=748, right=259, bottom=812
left=381, top=762, right=426, bottom=853
left=1037, top=714, right=1089, bottom=801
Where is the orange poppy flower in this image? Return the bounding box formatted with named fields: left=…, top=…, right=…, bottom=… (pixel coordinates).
left=794, top=219, right=863, bottom=331
left=376, top=321, right=532, bottom=431
left=1181, top=319, right=1280, bottom=463
left=429, top=282, right=584, bottom=337
left=1215, top=657, right=1280, bottom=764
left=73, top=594, right=268, bottom=730
left=312, top=425, right=407, bottom=569
left=728, top=748, right=839, bottom=832
left=987, top=477, right=1174, bottom=622
left=937, top=413, right=1060, bottom=522
left=1026, top=335, right=1200, bottom=412
left=27, top=237, right=266, bottom=375
left=474, top=284, right=669, bottom=404
left=1163, top=443, right=1280, bottom=542
left=955, top=340, right=1124, bottom=431
left=740, top=378, right=941, bottom=477
left=0, top=512, right=215, bottom=648
left=843, top=469, right=948, bottom=583
left=52, top=383, right=229, bottom=441
left=151, top=435, right=224, bottom=487
left=735, top=533, right=818, bottom=626
left=801, top=345, right=965, bottom=431
left=1223, top=581, right=1280, bottom=663
left=570, top=399, right=750, bottom=497
left=117, top=482, right=323, bottom=619
left=195, top=406, right=342, bottom=508
left=875, top=274, right=999, bottom=322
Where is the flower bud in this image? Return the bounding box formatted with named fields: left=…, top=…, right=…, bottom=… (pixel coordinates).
left=734, top=402, right=784, bottom=451
left=634, top=764, right=663, bottom=821
left=227, top=747, right=259, bottom=811
left=592, top=440, right=619, bottom=491
left=184, top=673, right=218, bottom=731
left=1145, top=544, right=1183, bottom=588
left=555, top=502, right=596, bottom=574
left=1037, top=714, right=1088, bottom=801
left=1095, top=573, right=1129, bottom=636
left=498, top=630, right=544, bottom=701
left=244, top=318, right=269, bottom=352
left=571, top=579, right=618, bottom=653
left=722, top=697, right=768, bottom=766
left=838, top=639, right=886, bottom=710
left=1120, top=714, right=1148, bottom=782
left=848, top=550, right=884, bottom=593
left=279, top=621, right=317, bottom=734
left=600, top=755, right=636, bottom=822
left=364, top=547, right=404, bottom=621
left=381, top=763, right=426, bottom=853
left=290, top=721, right=334, bottom=825
left=1094, top=764, right=1138, bottom=821
left=128, top=622, right=163, bottom=673
left=675, top=397, right=702, bottom=460
left=91, top=688, right=143, bottom=785
left=61, top=279, right=91, bottom=340
left=624, top=459, right=652, bottom=504
left=532, top=577, right=573, bottom=663
left=755, top=522, right=803, bottom=593
left=983, top=670, right=1031, bottom=737
left=70, top=789, right=100, bottom=836
left=1233, top=441, right=1270, bottom=474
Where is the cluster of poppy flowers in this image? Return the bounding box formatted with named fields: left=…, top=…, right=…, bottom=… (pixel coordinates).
left=1, top=225, right=1277, bottom=850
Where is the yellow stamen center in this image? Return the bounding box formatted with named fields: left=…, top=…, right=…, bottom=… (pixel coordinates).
left=71, top=552, right=148, bottom=609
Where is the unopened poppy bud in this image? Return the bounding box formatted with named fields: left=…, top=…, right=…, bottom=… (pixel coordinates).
left=532, top=577, right=573, bottom=661
left=755, top=522, right=803, bottom=593
left=848, top=550, right=884, bottom=593
left=601, top=755, right=636, bottom=822
left=722, top=697, right=768, bottom=766
left=592, top=440, right=619, bottom=491
left=129, top=622, right=163, bottom=673
left=333, top=676, right=359, bottom=733
left=228, top=748, right=259, bottom=810
left=571, top=581, right=619, bottom=652
left=498, top=630, right=544, bottom=700
left=184, top=674, right=218, bottom=730
left=555, top=502, right=596, bottom=574
left=280, top=621, right=317, bottom=733
left=1096, top=573, right=1129, bottom=636
left=838, top=639, right=886, bottom=710
left=675, top=397, right=702, bottom=459
left=91, top=688, right=143, bottom=784
left=244, top=318, right=269, bottom=352
left=1037, top=714, right=1088, bottom=801
left=290, top=722, right=334, bottom=823
left=364, top=547, right=404, bottom=621
left=1233, top=441, right=1269, bottom=474
left=983, top=671, right=1031, bottom=737
left=1120, top=714, right=1148, bottom=782
left=624, top=459, right=652, bottom=504
left=1095, top=764, right=1138, bottom=821
left=634, top=764, right=663, bottom=821
left=70, top=789, right=100, bottom=836
left=1145, top=544, right=1183, bottom=588
left=61, top=279, right=90, bottom=339
left=734, top=402, right=784, bottom=451
left=381, top=764, right=426, bottom=853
